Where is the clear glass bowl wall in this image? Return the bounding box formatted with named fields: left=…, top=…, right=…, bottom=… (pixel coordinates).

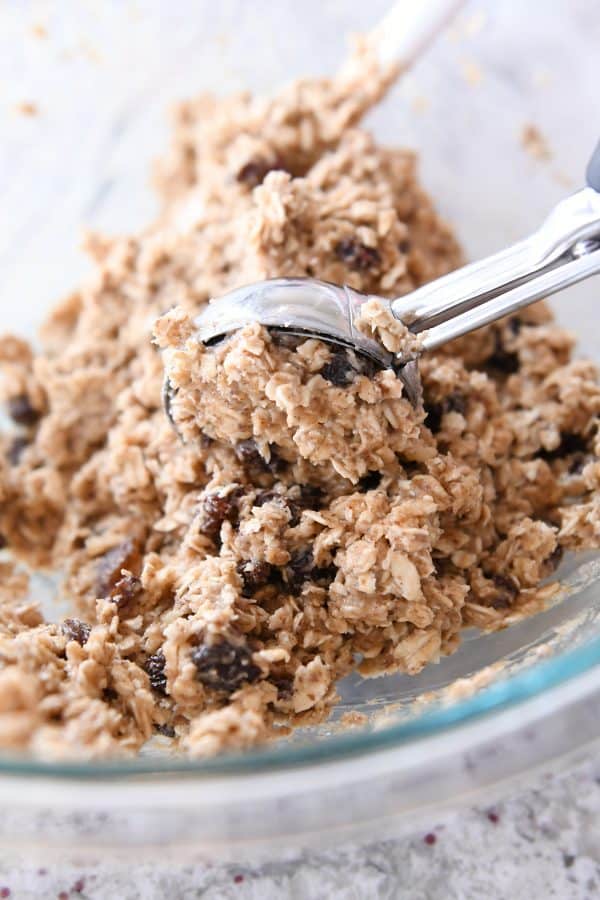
left=1, top=0, right=599, bottom=858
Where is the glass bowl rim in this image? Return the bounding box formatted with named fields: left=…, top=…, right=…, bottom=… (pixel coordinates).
left=1, top=625, right=599, bottom=781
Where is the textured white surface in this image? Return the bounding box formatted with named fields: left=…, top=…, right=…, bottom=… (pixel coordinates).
left=1, top=0, right=600, bottom=896
left=0, top=756, right=599, bottom=898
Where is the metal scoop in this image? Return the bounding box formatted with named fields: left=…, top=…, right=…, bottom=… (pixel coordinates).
left=188, top=143, right=600, bottom=407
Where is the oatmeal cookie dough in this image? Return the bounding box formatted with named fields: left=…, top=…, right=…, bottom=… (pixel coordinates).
left=0, top=43, right=599, bottom=759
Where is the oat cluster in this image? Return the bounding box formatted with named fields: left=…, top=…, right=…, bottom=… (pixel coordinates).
left=0, top=44, right=599, bottom=758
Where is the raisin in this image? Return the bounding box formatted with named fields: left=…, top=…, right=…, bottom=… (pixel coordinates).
left=271, top=676, right=294, bottom=700
left=103, top=687, right=119, bottom=702
left=254, top=489, right=280, bottom=508
left=283, top=548, right=314, bottom=593
left=198, top=489, right=242, bottom=538
left=155, top=723, right=175, bottom=738
left=538, top=432, right=588, bottom=462
left=298, top=484, right=324, bottom=509
left=489, top=573, right=520, bottom=609
left=445, top=392, right=467, bottom=415
left=236, top=156, right=285, bottom=187
left=96, top=539, right=141, bottom=597
left=7, top=435, right=29, bottom=465
left=313, top=564, right=337, bottom=585
left=7, top=394, right=40, bottom=427
left=545, top=544, right=564, bottom=573
left=508, top=317, right=522, bottom=335
left=235, top=438, right=266, bottom=467
left=112, top=573, right=143, bottom=609
left=569, top=453, right=587, bottom=475
left=282, top=549, right=337, bottom=593
left=433, top=557, right=453, bottom=577
left=61, top=618, right=91, bottom=646
left=424, top=402, right=443, bottom=434
left=320, top=352, right=358, bottom=387
left=424, top=391, right=467, bottom=433
left=286, top=484, right=325, bottom=525
left=266, top=446, right=288, bottom=474
left=334, top=239, right=381, bottom=272
left=358, top=471, right=382, bottom=492
left=237, top=559, right=273, bottom=597
left=191, top=641, right=260, bottom=692
left=487, top=333, right=520, bottom=374
left=235, top=439, right=286, bottom=473
left=144, top=650, right=167, bottom=696
left=398, top=239, right=411, bottom=254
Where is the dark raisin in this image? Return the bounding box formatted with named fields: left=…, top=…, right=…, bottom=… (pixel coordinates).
left=155, top=723, right=175, bottom=738
left=398, top=239, right=411, bottom=254
left=235, top=439, right=286, bottom=473
left=96, top=539, right=141, bottom=597
left=320, top=352, right=358, bottom=387
left=267, top=446, right=289, bottom=474
left=112, top=573, right=143, bottom=609
left=568, top=453, right=587, bottom=475
left=236, top=156, right=285, bottom=187
left=358, top=471, right=382, bottom=492
left=298, top=484, right=324, bottom=509
left=235, top=438, right=266, bottom=467
left=433, top=557, right=453, bottom=576
left=198, top=489, right=241, bottom=538
left=103, top=687, right=119, bottom=702
left=545, top=544, right=564, bottom=573
left=286, top=484, right=326, bottom=525
left=237, top=559, right=273, bottom=597
left=7, top=435, right=29, bottom=465
left=144, top=650, right=167, bottom=696
left=61, top=618, right=91, bottom=646
left=445, top=392, right=467, bottom=415
left=254, top=490, right=279, bottom=508
left=487, top=332, right=520, bottom=374
left=286, top=499, right=304, bottom=528
left=399, top=457, right=422, bottom=476
left=563, top=854, right=576, bottom=869
left=490, top=573, right=520, bottom=609
left=424, top=391, right=467, bottom=433
left=538, top=432, right=588, bottom=462
left=283, top=548, right=315, bottom=594
left=489, top=352, right=520, bottom=374
left=424, top=402, right=444, bottom=434
left=508, top=317, right=522, bottom=335
left=313, top=564, right=337, bottom=585
left=7, top=394, right=40, bottom=427
left=271, top=676, right=294, bottom=700
left=334, top=239, right=381, bottom=272
left=191, top=641, right=261, bottom=692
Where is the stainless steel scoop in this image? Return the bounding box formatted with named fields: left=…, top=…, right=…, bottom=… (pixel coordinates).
left=189, top=143, right=600, bottom=407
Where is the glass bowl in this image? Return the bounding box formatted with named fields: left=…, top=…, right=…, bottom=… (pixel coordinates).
left=1, top=0, right=599, bottom=859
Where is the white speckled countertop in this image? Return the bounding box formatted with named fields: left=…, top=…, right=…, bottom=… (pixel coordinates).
left=1, top=1, right=600, bottom=896
left=0, top=756, right=599, bottom=898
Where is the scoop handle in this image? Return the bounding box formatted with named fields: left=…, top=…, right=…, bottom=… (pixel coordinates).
left=392, top=183, right=600, bottom=353
left=587, top=141, right=600, bottom=193
left=370, top=0, right=464, bottom=70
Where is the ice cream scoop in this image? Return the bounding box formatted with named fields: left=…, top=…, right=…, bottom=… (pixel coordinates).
left=184, top=143, right=600, bottom=407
